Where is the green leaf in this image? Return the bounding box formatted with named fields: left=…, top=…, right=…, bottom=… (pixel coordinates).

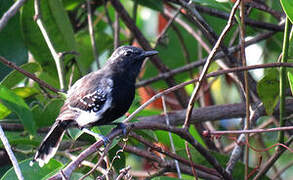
left=62, top=0, right=85, bottom=11
left=1, top=63, right=42, bottom=88
left=0, top=84, right=36, bottom=134
left=32, top=98, right=64, bottom=128
left=67, top=128, right=84, bottom=140
left=0, top=0, right=28, bottom=80
left=12, top=87, right=39, bottom=99
left=75, top=26, right=112, bottom=71
left=1, top=158, right=63, bottom=180
left=21, top=0, right=81, bottom=82
left=0, top=103, right=11, bottom=119
left=0, top=131, right=39, bottom=148
left=257, top=69, right=280, bottom=115
left=144, top=26, right=199, bottom=89
left=280, top=0, right=293, bottom=23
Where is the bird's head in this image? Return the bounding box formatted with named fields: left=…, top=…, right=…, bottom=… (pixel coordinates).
left=106, top=46, right=158, bottom=79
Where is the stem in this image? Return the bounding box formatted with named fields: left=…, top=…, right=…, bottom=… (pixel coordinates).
left=0, top=125, right=24, bottom=180
left=87, top=0, right=100, bottom=69
left=183, top=0, right=241, bottom=130
left=239, top=0, right=250, bottom=179
left=278, top=17, right=292, bottom=144
left=34, top=0, right=66, bottom=90
left=162, top=96, right=182, bottom=178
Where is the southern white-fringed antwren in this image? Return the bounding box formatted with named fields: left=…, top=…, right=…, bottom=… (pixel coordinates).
left=30, top=46, right=158, bottom=167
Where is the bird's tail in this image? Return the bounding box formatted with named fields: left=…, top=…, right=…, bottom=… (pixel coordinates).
left=30, top=120, right=71, bottom=167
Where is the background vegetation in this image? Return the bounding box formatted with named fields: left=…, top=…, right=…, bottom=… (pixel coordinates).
left=0, top=0, right=293, bottom=179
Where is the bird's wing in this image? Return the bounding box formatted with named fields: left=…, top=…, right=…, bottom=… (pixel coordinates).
left=67, top=75, right=114, bottom=113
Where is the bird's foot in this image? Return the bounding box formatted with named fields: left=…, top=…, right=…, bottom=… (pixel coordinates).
left=113, top=123, right=127, bottom=136
left=81, top=128, right=110, bottom=147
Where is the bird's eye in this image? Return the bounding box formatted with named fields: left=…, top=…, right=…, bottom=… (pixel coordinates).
left=125, top=50, right=132, bottom=56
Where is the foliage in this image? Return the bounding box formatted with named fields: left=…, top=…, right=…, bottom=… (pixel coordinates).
left=0, top=0, right=292, bottom=179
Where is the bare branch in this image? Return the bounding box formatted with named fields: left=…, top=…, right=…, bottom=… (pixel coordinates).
left=0, top=0, right=27, bottom=31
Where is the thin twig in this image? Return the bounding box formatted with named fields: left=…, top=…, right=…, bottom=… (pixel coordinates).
left=116, top=166, right=131, bottom=180
left=129, top=132, right=220, bottom=177
left=239, top=0, right=250, bottom=179
left=248, top=1, right=282, bottom=20
left=110, top=0, right=189, bottom=107
left=129, top=0, right=138, bottom=45
left=155, top=8, right=181, bottom=48
left=130, top=62, right=293, bottom=125
left=0, top=56, right=59, bottom=93
left=49, top=121, right=227, bottom=179
left=79, top=140, right=112, bottom=180
left=162, top=96, right=182, bottom=178
left=0, top=125, right=24, bottom=180
left=253, top=136, right=293, bottom=180
left=34, top=0, right=66, bottom=90
left=0, top=0, right=27, bottom=31
left=163, top=9, right=211, bottom=53
left=114, top=12, right=120, bottom=49
left=103, top=0, right=114, bottom=33
left=121, top=142, right=221, bottom=180
left=79, top=141, right=112, bottom=180
left=186, top=1, right=284, bottom=31
left=185, top=142, right=198, bottom=180
left=183, top=0, right=241, bottom=129
left=59, top=151, right=107, bottom=175
left=87, top=0, right=100, bottom=69
left=136, top=31, right=276, bottom=88
left=278, top=17, right=292, bottom=144
left=204, top=126, right=293, bottom=135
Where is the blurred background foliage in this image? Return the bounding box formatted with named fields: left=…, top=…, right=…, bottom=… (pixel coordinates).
left=0, top=0, right=292, bottom=179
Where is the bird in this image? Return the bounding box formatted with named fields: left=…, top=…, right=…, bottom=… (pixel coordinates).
left=30, top=45, right=158, bottom=167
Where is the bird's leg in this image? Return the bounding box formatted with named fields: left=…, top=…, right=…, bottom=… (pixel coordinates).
left=112, top=123, right=127, bottom=136
left=81, top=128, right=110, bottom=146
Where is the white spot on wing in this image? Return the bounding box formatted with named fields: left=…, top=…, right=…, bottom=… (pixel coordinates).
left=75, top=79, right=113, bottom=127
left=75, top=96, right=112, bottom=127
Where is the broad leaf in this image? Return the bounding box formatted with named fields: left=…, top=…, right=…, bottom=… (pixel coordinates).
left=0, top=0, right=28, bottom=80
left=21, top=0, right=80, bottom=84
left=280, top=0, right=293, bottom=23
left=257, top=69, right=279, bottom=115
left=1, top=63, right=41, bottom=88
left=0, top=85, right=35, bottom=134
left=1, top=159, right=63, bottom=180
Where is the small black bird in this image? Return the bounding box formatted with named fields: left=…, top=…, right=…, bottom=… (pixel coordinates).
left=30, top=46, right=158, bottom=167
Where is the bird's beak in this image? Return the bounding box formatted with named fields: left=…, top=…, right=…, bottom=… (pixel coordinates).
left=143, top=50, right=158, bottom=57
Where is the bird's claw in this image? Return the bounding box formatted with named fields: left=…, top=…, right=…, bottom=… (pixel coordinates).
left=114, top=123, right=127, bottom=136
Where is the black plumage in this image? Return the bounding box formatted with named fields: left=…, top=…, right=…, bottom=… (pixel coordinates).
left=30, top=46, right=158, bottom=167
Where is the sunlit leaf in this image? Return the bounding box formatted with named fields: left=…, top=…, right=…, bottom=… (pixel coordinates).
left=280, top=0, right=293, bottom=23
left=0, top=84, right=35, bottom=134
left=1, top=63, right=41, bottom=88
left=1, top=159, right=63, bottom=180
